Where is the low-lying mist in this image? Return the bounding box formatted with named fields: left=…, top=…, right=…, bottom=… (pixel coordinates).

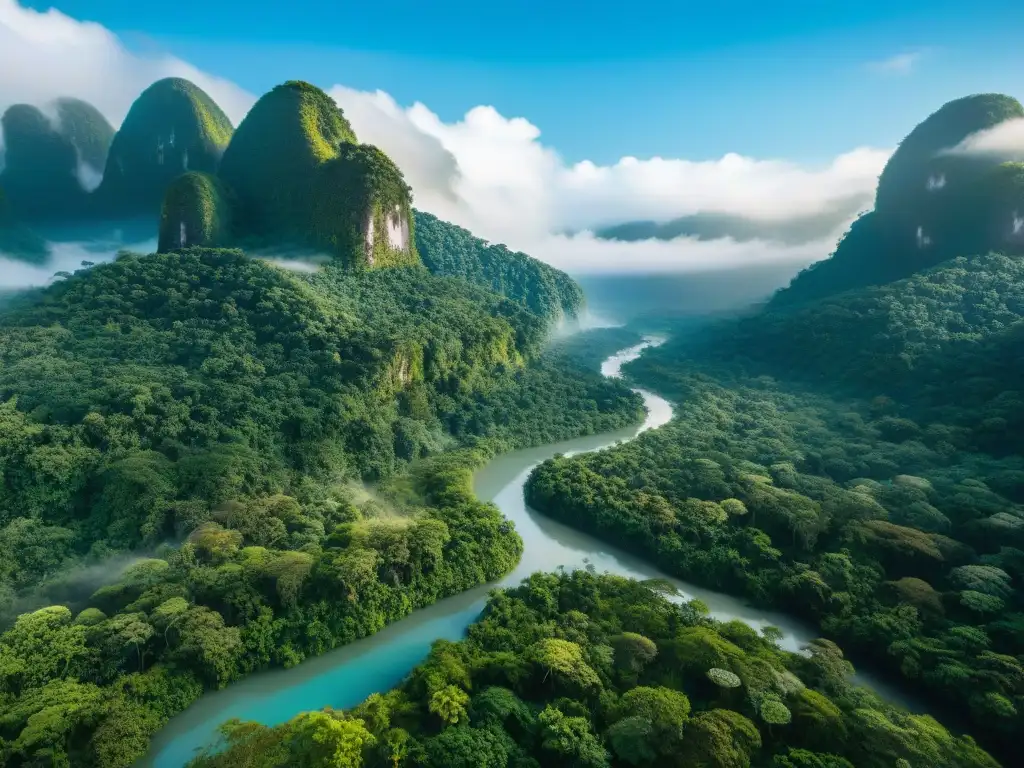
left=573, top=260, right=802, bottom=325
left=0, top=551, right=156, bottom=629
left=0, top=233, right=158, bottom=290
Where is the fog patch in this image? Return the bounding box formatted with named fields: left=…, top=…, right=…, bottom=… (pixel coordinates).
left=527, top=230, right=827, bottom=275
left=263, top=258, right=321, bottom=274
left=75, top=160, right=103, bottom=191
left=0, top=551, right=151, bottom=629
left=0, top=236, right=156, bottom=289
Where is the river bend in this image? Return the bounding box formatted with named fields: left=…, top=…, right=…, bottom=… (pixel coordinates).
left=142, top=337, right=917, bottom=767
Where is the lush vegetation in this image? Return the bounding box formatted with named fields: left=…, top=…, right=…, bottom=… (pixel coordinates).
left=679, top=251, right=1024, bottom=455
left=189, top=570, right=997, bottom=767
left=525, top=107, right=1024, bottom=762
left=97, top=78, right=234, bottom=215
left=527, top=358, right=1024, bottom=763
left=158, top=171, right=236, bottom=251
left=415, top=211, right=584, bottom=320
left=0, top=244, right=641, bottom=766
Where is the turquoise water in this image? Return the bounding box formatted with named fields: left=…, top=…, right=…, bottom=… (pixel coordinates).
left=140, top=338, right=919, bottom=767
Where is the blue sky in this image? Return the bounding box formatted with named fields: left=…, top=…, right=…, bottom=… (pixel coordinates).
left=21, top=0, right=1024, bottom=164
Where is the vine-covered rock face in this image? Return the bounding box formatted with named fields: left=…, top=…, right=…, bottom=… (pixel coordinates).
left=157, top=171, right=235, bottom=252
left=311, top=143, right=419, bottom=268
left=97, top=77, right=234, bottom=215
left=219, top=80, right=357, bottom=239
left=0, top=104, right=87, bottom=221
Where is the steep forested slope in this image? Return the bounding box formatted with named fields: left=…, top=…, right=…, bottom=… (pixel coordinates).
left=415, top=211, right=584, bottom=320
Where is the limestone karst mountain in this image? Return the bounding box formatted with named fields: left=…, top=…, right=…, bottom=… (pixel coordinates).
left=96, top=77, right=233, bottom=214
left=207, top=80, right=418, bottom=268
left=773, top=93, right=1024, bottom=307
left=0, top=104, right=88, bottom=221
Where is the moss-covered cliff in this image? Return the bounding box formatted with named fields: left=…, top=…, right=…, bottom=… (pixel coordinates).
left=157, top=171, right=235, bottom=252
left=97, top=78, right=233, bottom=214
left=310, top=143, right=418, bottom=268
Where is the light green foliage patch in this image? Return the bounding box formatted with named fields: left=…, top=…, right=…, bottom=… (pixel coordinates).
left=157, top=171, right=235, bottom=252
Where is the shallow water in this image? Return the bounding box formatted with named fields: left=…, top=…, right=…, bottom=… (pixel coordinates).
left=141, top=337, right=921, bottom=767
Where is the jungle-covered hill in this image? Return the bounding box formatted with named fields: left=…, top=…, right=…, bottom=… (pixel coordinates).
left=772, top=93, right=1024, bottom=308
left=0, top=246, right=641, bottom=767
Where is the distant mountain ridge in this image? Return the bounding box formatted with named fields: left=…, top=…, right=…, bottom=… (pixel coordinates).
left=593, top=193, right=870, bottom=246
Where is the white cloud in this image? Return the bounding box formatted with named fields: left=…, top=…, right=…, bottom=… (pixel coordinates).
left=867, top=51, right=922, bottom=75
left=942, top=116, right=1024, bottom=159
left=0, top=0, right=255, bottom=129
left=1, top=0, right=890, bottom=277
left=524, top=231, right=830, bottom=274
left=331, top=84, right=889, bottom=272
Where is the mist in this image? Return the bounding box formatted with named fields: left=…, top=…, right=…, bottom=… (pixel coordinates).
left=575, top=260, right=805, bottom=324
left=0, top=236, right=157, bottom=290
left=0, top=551, right=152, bottom=629
left=942, top=117, right=1024, bottom=159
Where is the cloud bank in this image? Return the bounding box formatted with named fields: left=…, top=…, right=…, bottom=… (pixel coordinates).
left=1, top=0, right=892, bottom=275
left=330, top=86, right=889, bottom=272
left=0, top=0, right=254, bottom=128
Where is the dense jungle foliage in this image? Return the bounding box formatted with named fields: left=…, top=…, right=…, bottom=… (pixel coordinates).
left=0, top=247, right=641, bottom=767
left=189, top=570, right=997, bottom=768
left=415, top=211, right=584, bottom=321
left=527, top=251, right=1024, bottom=764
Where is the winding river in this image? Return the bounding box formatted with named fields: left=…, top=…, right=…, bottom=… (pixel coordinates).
left=141, top=337, right=920, bottom=767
